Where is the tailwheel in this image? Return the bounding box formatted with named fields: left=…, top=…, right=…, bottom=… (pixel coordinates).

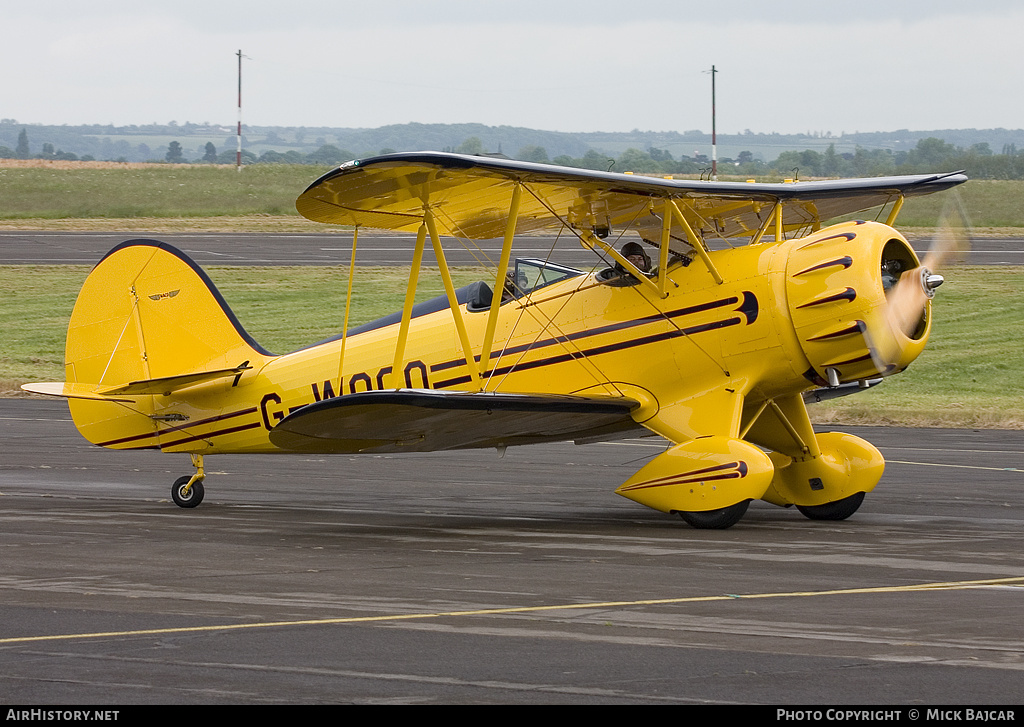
left=171, top=476, right=204, bottom=508
left=677, top=500, right=750, bottom=529
left=796, top=492, right=865, bottom=521
left=171, top=454, right=206, bottom=509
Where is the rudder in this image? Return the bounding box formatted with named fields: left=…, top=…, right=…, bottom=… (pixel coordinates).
left=55, top=240, right=272, bottom=448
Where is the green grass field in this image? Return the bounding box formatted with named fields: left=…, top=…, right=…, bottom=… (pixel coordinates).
left=2, top=264, right=1021, bottom=429
left=0, top=165, right=330, bottom=219
left=811, top=266, right=1024, bottom=429
left=1, top=163, right=1020, bottom=427
left=2, top=164, right=1024, bottom=228
left=0, top=264, right=487, bottom=388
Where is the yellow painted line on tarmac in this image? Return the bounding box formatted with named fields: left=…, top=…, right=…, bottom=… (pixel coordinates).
left=2, top=576, right=1022, bottom=646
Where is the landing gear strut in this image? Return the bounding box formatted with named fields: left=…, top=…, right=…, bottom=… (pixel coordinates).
left=171, top=454, right=206, bottom=508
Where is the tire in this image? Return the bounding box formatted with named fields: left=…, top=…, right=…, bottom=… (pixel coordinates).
left=796, top=491, right=864, bottom=521
left=678, top=500, right=750, bottom=529
left=171, top=476, right=205, bottom=508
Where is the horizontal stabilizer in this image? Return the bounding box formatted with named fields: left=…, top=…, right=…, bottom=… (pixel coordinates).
left=23, top=365, right=251, bottom=400
left=269, top=389, right=641, bottom=453
left=94, top=364, right=252, bottom=396
left=21, top=382, right=135, bottom=403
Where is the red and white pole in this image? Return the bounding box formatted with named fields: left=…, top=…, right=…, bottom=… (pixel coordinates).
left=710, top=65, right=717, bottom=181
left=236, top=49, right=243, bottom=172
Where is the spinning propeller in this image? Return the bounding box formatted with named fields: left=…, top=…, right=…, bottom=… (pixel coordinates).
left=868, top=191, right=971, bottom=374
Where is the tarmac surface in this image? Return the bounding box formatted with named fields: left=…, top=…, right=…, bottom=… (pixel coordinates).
left=1, top=230, right=1021, bottom=267
left=1, top=398, right=1022, bottom=705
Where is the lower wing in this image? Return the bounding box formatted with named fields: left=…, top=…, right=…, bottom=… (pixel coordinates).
left=269, top=389, right=643, bottom=453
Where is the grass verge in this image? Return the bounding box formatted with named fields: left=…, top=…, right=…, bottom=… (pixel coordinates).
left=810, top=265, right=1024, bottom=429
left=0, top=264, right=486, bottom=391
left=2, top=265, right=1021, bottom=429
left=2, top=165, right=1024, bottom=228
left=0, top=164, right=329, bottom=219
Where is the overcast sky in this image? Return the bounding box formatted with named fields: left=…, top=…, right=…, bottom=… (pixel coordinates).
left=5, top=1, right=1022, bottom=135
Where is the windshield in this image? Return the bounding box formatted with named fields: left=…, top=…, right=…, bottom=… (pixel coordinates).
left=511, top=258, right=582, bottom=298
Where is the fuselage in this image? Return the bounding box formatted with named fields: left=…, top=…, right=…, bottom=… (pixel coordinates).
left=118, top=220, right=909, bottom=456
left=69, top=219, right=923, bottom=460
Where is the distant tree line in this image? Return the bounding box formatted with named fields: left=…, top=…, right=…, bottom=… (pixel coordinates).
left=0, top=128, right=93, bottom=161
left=4, top=127, right=1024, bottom=180
left=742, top=138, right=1024, bottom=180
left=524, top=137, right=1024, bottom=180
left=0, top=127, right=364, bottom=167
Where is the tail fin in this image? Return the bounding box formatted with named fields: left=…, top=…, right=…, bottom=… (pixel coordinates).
left=24, top=240, right=273, bottom=447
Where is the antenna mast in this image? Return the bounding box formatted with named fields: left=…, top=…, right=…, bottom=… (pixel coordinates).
left=236, top=49, right=244, bottom=173
left=710, top=65, right=718, bottom=181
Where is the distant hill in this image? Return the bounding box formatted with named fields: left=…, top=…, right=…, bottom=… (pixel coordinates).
left=2, top=119, right=1023, bottom=165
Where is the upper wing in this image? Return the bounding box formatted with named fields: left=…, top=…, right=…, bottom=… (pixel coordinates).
left=296, top=151, right=967, bottom=246
left=268, top=389, right=643, bottom=454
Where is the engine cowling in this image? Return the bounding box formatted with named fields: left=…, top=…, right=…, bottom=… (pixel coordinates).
left=785, top=220, right=930, bottom=385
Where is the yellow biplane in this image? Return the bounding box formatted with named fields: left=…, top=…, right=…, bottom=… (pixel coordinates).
left=24, top=153, right=967, bottom=528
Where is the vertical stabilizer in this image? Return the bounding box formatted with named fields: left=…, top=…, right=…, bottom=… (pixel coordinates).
left=47, top=240, right=272, bottom=448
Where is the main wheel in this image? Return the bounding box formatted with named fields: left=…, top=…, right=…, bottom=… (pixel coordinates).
left=677, top=500, right=749, bottom=529
left=796, top=491, right=864, bottom=521
left=171, top=476, right=205, bottom=508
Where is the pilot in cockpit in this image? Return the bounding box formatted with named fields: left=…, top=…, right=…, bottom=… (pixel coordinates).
left=621, top=241, right=651, bottom=274
left=597, top=241, right=652, bottom=286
